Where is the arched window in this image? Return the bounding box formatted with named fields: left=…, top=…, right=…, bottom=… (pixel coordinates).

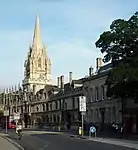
left=36, top=106, right=39, bottom=112
left=38, top=58, right=41, bottom=68
left=42, top=104, right=45, bottom=111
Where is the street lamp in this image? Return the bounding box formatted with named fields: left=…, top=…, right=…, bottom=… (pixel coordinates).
left=23, top=90, right=28, bottom=128
left=4, top=105, right=9, bottom=133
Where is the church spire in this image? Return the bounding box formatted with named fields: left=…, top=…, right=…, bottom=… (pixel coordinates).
left=32, top=12, right=42, bottom=49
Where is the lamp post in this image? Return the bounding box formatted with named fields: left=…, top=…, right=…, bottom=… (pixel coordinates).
left=23, top=90, right=28, bottom=128
left=5, top=105, right=7, bottom=133
left=4, top=90, right=9, bottom=133
left=4, top=105, right=9, bottom=133
left=19, top=87, right=23, bottom=120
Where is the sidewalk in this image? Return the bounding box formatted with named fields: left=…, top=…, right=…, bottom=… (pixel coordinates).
left=79, top=136, right=138, bottom=149
left=0, top=132, right=24, bottom=150
left=0, top=134, right=19, bottom=150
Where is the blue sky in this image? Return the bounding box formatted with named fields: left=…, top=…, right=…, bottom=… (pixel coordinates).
left=0, top=0, right=138, bottom=89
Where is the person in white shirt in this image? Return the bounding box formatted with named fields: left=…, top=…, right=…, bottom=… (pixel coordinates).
left=16, top=119, right=22, bottom=139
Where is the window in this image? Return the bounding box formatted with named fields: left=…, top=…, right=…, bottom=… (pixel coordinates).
left=42, top=104, right=45, bottom=111
left=59, top=100, right=61, bottom=109
left=90, top=110, right=93, bottom=122
left=101, top=86, right=105, bottom=100
left=112, top=107, right=116, bottom=122
left=50, top=103, right=52, bottom=110
left=84, top=87, right=88, bottom=97
left=36, top=106, right=39, bottom=112
left=38, top=58, right=41, bottom=68
left=44, top=93, right=46, bottom=99
left=77, top=97, right=79, bottom=108
left=108, top=107, right=111, bottom=122
left=46, top=104, right=48, bottom=111
left=90, top=88, right=93, bottom=102
left=55, top=101, right=58, bottom=109
left=65, top=102, right=67, bottom=110
left=95, top=109, right=99, bottom=121
left=95, top=87, right=99, bottom=101
left=72, top=97, right=75, bottom=108
left=62, top=100, right=64, bottom=109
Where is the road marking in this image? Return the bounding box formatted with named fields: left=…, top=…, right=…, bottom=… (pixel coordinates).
left=23, top=131, right=63, bottom=135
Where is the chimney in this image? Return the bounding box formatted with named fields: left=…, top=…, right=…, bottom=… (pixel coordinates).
left=89, top=66, right=93, bottom=76
left=57, top=77, right=60, bottom=88
left=69, top=72, right=72, bottom=84
left=60, top=75, right=64, bottom=89
left=96, top=58, right=102, bottom=70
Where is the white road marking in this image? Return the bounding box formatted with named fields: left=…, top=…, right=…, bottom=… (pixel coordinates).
left=23, top=131, right=63, bottom=135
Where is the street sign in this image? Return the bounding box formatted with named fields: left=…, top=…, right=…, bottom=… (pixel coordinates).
left=4, top=110, right=9, bottom=116
left=90, top=126, right=96, bottom=133
left=79, top=96, right=86, bottom=112
left=14, top=113, right=20, bottom=120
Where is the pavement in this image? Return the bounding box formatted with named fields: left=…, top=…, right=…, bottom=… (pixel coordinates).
left=0, top=132, right=22, bottom=150
left=2, top=129, right=138, bottom=150
left=86, top=136, right=138, bottom=149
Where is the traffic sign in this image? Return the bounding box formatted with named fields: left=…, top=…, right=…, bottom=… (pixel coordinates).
left=79, top=96, right=86, bottom=112
left=90, top=126, right=96, bottom=133
left=14, top=113, right=20, bottom=120
left=4, top=110, right=9, bottom=116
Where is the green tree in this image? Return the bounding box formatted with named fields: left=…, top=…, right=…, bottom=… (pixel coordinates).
left=95, top=12, right=138, bottom=99
left=96, top=12, right=138, bottom=64
left=0, top=110, right=3, bottom=116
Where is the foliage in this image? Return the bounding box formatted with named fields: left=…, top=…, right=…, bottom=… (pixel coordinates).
left=95, top=12, right=138, bottom=98
left=96, top=12, right=138, bottom=64
left=0, top=110, right=3, bottom=116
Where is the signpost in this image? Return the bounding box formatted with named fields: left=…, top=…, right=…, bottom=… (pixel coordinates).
left=4, top=108, right=9, bottom=133
left=14, top=113, right=20, bottom=128
left=79, top=96, right=86, bottom=137
left=14, top=113, right=20, bottom=120
left=89, top=126, right=96, bottom=138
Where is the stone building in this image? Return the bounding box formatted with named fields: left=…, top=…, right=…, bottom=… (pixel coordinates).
left=23, top=13, right=52, bottom=93
left=24, top=72, right=85, bottom=129
left=0, top=13, right=138, bottom=134
left=83, top=61, right=122, bottom=126
left=83, top=58, right=138, bottom=134
left=0, top=9, right=87, bottom=126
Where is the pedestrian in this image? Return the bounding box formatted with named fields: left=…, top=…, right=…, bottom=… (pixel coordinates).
left=120, top=123, right=125, bottom=138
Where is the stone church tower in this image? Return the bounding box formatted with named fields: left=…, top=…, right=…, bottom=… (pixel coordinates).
left=22, top=13, right=52, bottom=92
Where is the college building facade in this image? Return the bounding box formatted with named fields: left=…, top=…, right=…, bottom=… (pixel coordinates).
left=0, top=14, right=138, bottom=134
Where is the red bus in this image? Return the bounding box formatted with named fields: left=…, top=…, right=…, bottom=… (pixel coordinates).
left=1, top=115, right=16, bottom=129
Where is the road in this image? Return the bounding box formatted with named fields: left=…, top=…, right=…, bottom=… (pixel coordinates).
left=6, top=130, right=136, bottom=150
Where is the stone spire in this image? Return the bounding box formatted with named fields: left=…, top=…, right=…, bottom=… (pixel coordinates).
left=32, top=12, right=42, bottom=49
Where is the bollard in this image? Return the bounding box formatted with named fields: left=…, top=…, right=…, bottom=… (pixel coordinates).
left=58, top=126, right=61, bottom=131
left=79, top=127, right=82, bottom=136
